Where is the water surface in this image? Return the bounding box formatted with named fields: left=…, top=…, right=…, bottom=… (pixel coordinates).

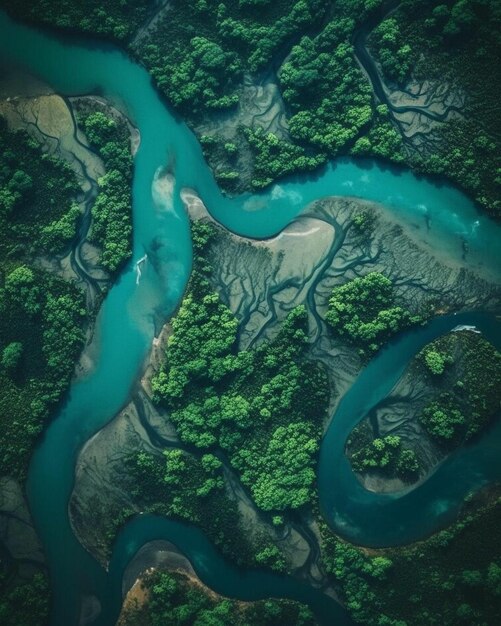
left=0, top=10, right=499, bottom=626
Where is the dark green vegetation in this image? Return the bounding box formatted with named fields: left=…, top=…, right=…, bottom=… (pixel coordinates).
left=135, top=0, right=329, bottom=118
left=132, top=0, right=408, bottom=191
left=325, top=272, right=421, bottom=356
left=320, top=489, right=501, bottom=626
left=369, top=0, right=501, bottom=219
left=348, top=432, right=420, bottom=482
left=113, top=448, right=286, bottom=572
left=76, top=104, right=133, bottom=273
left=418, top=331, right=501, bottom=446
left=243, top=127, right=326, bottom=191
left=131, top=0, right=405, bottom=191
left=119, top=570, right=315, bottom=626
left=0, top=560, right=49, bottom=626
left=199, top=134, right=241, bottom=193
left=152, top=221, right=330, bottom=512
left=346, top=330, right=501, bottom=484
left=1, top=0, right=499, bottom=217
left=0, top=118, right=86, bottom=478
left=1, top=0, right=151, bottom=41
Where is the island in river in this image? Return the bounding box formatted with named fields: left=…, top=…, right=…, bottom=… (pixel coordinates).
left=0, top=2, right=500, bottom=626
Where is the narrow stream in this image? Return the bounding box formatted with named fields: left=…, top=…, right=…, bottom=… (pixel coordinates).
left=0, top=10, right=499, bottom=626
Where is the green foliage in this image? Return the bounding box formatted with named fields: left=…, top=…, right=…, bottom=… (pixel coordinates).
left=1, top=0, right=151, bottom=41
left=351, top=209, right=376, bottom=236
left=423, top=349, right=449, bottom=375
left=351, top=434, right=420, bottom=481
left=279, top=18, right=373, bottom=155
left=420, top=396, right=465, bottom=443
left=123, top=448, right=282, bottom=571
left=320, top=492, right=501, bottom=625
left=347, top=330, right=501, bottom=483
left=0, top=119, right=80, bottom=258
left=152, top=221, right=330, bottom=513
left=1, top=341, right=23, bottom=372
left=232, top=421, right=318, bottom=510
left=350, top=104, right=405, bottom=164
left=0, top=568, right=49, bottom=626
left=371, top=18, right=414, bottom=83
left=369, top=0, right=501, bottom=219
left=119, top=570, right=315, bottom=626
left=39, top=202, right=81, bottom=254
left=320, top=525, right=393, bottom=623
left=79, top=107, right=133, bottom=273
left=134, top=0, right=328, bottom=119
left=255, top=543, right=287, bottom=572
left=0, top=120, right=87, bottom=478
left=325, top=272, right=420, bottom=355
left=411, top=118, right=501, bottom=219
left=243, top=127, right=326, bottom=190
left=418, top=331, right=501, bottom=446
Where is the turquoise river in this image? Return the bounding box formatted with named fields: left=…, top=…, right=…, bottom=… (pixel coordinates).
left=0, top=10, right=500, bottom=626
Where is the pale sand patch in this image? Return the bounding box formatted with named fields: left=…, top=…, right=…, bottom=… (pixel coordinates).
left=152, top=168, right=175, bottom=213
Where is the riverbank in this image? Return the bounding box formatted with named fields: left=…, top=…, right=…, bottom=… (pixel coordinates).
left=0, top=9, right=499, bottom=626
left=346, top=328, right=501, bottom=493
left=69, top=185, right=501, bottom=625
left=117, top=539, right=228, bottom=620
left=0, top=73, right=138, bottom=626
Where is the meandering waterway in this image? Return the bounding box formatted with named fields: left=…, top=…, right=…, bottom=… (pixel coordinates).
left=0, top=10, right=500, bottom=626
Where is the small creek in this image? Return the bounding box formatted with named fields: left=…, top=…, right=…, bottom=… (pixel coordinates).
left=0, top=11, right=500, bottom=626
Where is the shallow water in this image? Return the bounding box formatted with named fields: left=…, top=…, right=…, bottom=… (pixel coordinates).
left=0, top=10, right=499, bottom=626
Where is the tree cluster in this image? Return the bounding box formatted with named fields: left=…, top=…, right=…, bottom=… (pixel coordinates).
left=0, top=120, right=87, bottom=479
left=369, top=0, right=501, bottom=219
left=0, top=0, right=151, bottom=41
left=418, top=331, right=501, bottom=447
left=319, top=490, right=501, bottom=626
left=79, top=108, right=133, bottom=273
left=122, top=447, right=286, bottom=572
left=151, top=221, right=330, bottom=513
left=350, top=434, right=420, bottom=481
left=279, top=18, right=373, bottom=155
left=325, top=272, right=420, bottom=356
left=119, top=570, right=315, bottom=626
left=134, top=0, right=328, bottom=119
left=0, top=565, right=49, bottom=626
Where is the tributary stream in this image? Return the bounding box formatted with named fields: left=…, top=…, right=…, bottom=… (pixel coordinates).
left=0, top=11, right=500, bottom=626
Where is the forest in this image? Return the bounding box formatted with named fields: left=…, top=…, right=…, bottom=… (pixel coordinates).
left=0, top=119, right=86, bottom=479
left=77, top=105, right=133, bottom=273
left=1, top=0, right=499, bottom=217
left=0, top=2, right=499, bottom=626
left=320, top=490, right=501, bottom=625
left=324, top=271, right=421, bottom=356
left=118, top=570, right=315, bottom=626
left=152, top=221, right=330, bottom=514
left=0, top=105, right=134, bottom=625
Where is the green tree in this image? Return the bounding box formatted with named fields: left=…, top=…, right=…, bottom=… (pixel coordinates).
left=1, top=341, right=23, bottom=372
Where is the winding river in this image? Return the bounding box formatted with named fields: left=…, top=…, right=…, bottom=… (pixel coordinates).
left=0, top=10, right=500, bottom=626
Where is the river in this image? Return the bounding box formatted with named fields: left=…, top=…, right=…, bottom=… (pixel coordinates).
left=0, top=10, right=500, bottom=626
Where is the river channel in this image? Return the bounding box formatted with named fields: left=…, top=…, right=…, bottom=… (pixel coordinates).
left=0, top=10, right=500, bottom=626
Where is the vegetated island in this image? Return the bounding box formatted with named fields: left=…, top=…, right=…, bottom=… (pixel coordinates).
left=69, top=187, right=501, bottom=626
left=0, top=1, right=500, bottom=625
left=346, top=328, right=501, bottom=492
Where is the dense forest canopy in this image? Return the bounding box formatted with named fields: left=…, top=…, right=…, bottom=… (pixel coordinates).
left=0, top=2, right=500, bottom=626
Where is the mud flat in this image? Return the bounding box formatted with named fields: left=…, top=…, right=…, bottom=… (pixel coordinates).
left=183, top=190, right=500, bottom=417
